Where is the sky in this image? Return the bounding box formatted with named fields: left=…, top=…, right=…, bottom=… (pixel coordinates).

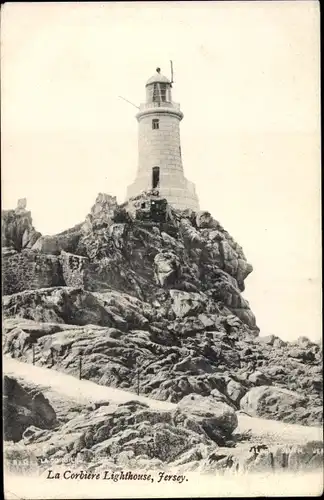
left=1, top=1, right=321, bottom=342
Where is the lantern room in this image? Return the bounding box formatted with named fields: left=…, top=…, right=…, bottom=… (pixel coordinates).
left=145, top=68, right=172, bottom=104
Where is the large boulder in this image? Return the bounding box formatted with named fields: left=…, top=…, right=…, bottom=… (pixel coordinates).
left=240, top=386, right=308, bottom=421
left=248, top=370, right=272, bottom=386
left=3, top=376, right=57, bottom=442
left=226, top=379, right=247, bottom=404
left=195, top=211, right=219, bottom=229
left=169, top=290, right=207, bottom=318
left=257, top=334, right=276, bottom=346
left=31, top=227, right=81, bottom=255
left=175, top=393, right=238, bottom=443
left=154, top=251, right=181, bottom=287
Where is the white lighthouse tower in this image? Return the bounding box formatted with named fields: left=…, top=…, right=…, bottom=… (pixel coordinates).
left=126, top=67, right=200, bottom=212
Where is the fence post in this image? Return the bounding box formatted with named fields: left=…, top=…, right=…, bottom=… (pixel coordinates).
left=79, top=355, right=82, bottom=380
left=50, top=348, right=54, bottom=368
left=137, top=358, right=140, bottom=396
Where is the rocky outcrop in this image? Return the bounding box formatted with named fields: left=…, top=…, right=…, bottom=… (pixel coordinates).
left=175, top=394, right=238, bottom=443
left=2, top=200, right=41, bottom=251
left=31, top=225, right=82, bottom=255
left=3, top=377, right=322, bottom=476
left=74, top=195, right=257, bottom=328
left=239, top=386, right=318, bottom=423
left=154, top=251, right=181, bottom=287
left=169, top=290, right=207, bottom=318
left=1, top=200, right=86, bottom=294
left=3, top=376, right=57, bottom=442
left=2, top=194, right=256, bottom=328
left=2, top=193, right=322, bottom=435
left=82, top=193, right=118, bottom=232
left=9, top=399, right=215, bottom=470
left=199, top=441, right=324, bottom=474
left=2, top=288, right=322, bottom=425
left=2, top=287, right=129, bottom=328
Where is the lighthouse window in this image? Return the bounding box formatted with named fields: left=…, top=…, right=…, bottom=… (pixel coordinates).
left=153, top=84, right=159, bottom=102
left=160, top=83, right=167, bottom=102
left=152, top=167, right=160, bottom=189
left=152, top=119, right=159, bottom=130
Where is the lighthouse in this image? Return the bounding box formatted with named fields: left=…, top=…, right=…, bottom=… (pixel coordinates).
left=126, top=67, right=200, bottom=212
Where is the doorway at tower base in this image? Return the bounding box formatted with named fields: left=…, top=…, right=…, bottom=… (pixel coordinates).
left=126, top=177, right=200, bottom=213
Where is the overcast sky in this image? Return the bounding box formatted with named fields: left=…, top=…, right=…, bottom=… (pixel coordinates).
left=1, top=1, right=321, bottom=341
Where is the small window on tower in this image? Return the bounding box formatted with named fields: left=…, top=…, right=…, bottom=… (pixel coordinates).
left=152, top=119, right=159, bottom=130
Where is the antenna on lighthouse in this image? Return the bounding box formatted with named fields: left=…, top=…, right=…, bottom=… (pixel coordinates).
left=118, top=95, right=140, bottom=110
left=170, top=60, right=174, bottom=84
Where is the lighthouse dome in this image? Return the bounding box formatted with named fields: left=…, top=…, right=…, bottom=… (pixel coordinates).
left=146, top=68, right=171, bottom=86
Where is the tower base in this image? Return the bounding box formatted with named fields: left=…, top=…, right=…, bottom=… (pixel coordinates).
left=126, top=176, right=200, bottom=213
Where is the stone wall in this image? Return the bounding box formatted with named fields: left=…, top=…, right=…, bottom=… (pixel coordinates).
left=59, top=251, right=90, bottom=288
left=2, top=250, right=64, bottom=295
left=137, top=112, right=184, bottom=179
left=159, top=180, right=200, bottom=212
left=2, top=249, right=92, bottom=295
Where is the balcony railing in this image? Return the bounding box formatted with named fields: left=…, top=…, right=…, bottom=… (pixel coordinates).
left=139, top=101, right=180, bottom=111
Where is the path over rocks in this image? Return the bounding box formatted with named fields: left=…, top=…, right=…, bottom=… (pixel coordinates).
left=4, top=357, right=321, bottom=446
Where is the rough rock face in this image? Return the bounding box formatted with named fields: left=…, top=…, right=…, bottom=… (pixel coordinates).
left=3, top=376, right=57, bottom=442
left=2, top=201, right=41, bottom=251
left=2, top=287, right=127, bottom=328
left=3, top=377, right=323, bottom=476
left=240, top=386, right=322, bottom=423
left=2, top=193, right=323, bottom=480
left=154, top=251, right=181, bottom=287
left=31, top=225, right=82, bottom=255
left=2, top=290, right=322, bottom=426
left=59, top=251, right=90, bottom=288
left=74, top=200, right=257, bottom=328
left=175, top=394, right=238, bottom=442
left=2, top=251, right=64, bottom=295
left=2, top=193, right=322, bottom=431
left=82, top=193, right=118, bottom=232
left=2, top=196, right=257, bottom=330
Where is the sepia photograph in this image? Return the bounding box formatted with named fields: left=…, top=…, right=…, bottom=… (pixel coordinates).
left=1, top=1, right=322, bottom=498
